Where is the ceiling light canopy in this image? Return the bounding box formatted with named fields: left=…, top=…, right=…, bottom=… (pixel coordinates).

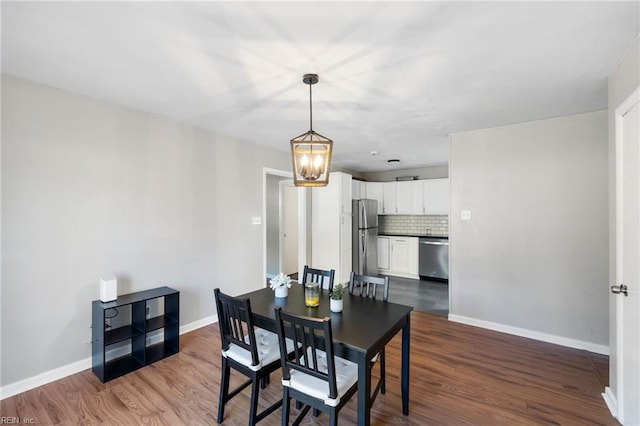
left=290, top=73, right=333, bottom=187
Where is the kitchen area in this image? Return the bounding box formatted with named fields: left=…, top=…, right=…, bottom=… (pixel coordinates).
left=351, top=176, right=450, bottom=316
left=302, top=171, right=449, bottom=316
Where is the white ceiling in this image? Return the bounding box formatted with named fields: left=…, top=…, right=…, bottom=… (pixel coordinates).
left=2, top=1, right=638, bottom=172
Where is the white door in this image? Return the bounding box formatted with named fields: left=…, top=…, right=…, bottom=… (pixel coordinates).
left=281, top=182, right=298, bottom=276
left=611, top=88, right=640, bottom=425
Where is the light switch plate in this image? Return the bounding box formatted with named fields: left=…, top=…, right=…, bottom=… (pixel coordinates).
left=461, top=210, right=472, bottom=221
left=251, top=216, right=262, bottom=225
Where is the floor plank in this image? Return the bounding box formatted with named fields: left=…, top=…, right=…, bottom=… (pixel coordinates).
left=387, top=276, right=449, bottom=317
left=0, top=312, right=615, bottom=425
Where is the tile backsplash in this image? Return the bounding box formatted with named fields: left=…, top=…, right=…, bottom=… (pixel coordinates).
left=378, top=215, right=448, bottom=237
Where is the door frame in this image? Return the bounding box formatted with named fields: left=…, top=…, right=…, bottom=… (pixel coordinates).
left=604, top=86, right=640, bottom=423
left=263, top=167, right=309, bottom=285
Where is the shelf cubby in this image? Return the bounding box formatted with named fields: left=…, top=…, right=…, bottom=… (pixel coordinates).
left=92, top=286, right=180, bottom=383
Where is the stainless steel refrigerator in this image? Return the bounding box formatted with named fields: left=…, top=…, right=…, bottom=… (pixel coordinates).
left=352, top=199, right=379, bottom=276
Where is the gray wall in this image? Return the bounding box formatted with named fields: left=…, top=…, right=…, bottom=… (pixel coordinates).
left=1, top=75, right=290, bottom=387
left=607, top=36, right=639, bottom=398
left=449, top=111, right=609, bottom=347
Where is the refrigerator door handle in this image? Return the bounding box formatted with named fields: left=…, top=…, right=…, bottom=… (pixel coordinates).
left=362, top=231, right=367, bottom=266
left=361, top=202, right=368, bottom=229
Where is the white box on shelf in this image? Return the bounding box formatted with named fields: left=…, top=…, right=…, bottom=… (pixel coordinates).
left=100, top=276, right=118, bottom=302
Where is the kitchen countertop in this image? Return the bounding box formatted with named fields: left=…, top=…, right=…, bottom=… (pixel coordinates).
left=379, top=233, right=448, bottom=239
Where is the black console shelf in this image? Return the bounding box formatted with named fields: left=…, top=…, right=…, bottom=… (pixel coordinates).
left=92, top=286, right=180, bottom=383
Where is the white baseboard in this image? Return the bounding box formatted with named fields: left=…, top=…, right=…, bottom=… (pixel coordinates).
left=0, top=315, right=220, bottom=400
left=0, top=357, right=92, bottom=401
left=448, top=314, right=609, bottom=355
left=180, top=314, right=217, bottom=335
left=602, top=387, right=618, bottom=419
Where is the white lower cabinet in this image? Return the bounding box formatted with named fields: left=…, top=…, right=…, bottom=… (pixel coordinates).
left=380, top=236, right=419, bottom=279
left=378, top=236, right=390, bottom=271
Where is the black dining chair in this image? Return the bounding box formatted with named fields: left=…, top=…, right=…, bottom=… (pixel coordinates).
left=213, top=288, right=295, bottom=425
left=348, top=272, right=390, bottom=402
left=274, top=307, right=358, bottom=426
left=301, top=265, right=335, bottom=291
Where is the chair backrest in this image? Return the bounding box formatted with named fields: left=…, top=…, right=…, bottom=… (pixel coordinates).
left=301, top=265, right=335, bottom=291
left=348, top=272, right=389, bottom=301
left=213, top=288, right=260, bottom=366
left=274, top=308, right=338, bottom=399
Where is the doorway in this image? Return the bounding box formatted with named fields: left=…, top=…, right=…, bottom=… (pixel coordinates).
left=280, top=181, right=299, bottom=277
left=604, top=87, right=640, bottom=425
left=263, top=168, right=309, bottom=283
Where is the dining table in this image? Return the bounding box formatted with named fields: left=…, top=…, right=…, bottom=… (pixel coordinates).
left=238, top=283, right=413, bottom=426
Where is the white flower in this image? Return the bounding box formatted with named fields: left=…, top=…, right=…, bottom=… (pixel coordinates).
left=269, top=272, right=292, bottom=290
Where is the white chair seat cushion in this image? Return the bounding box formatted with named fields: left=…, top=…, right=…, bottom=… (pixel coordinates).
left=282, top=349, right=358, bottom=407
left=222, top=328, right=295, bottom=371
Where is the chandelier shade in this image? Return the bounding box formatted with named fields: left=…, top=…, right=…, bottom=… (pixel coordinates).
left=290, top=74, right=333, bottom=187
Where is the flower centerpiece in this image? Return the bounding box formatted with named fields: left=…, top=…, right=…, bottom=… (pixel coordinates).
left=270, top=272, right=292, bottom=298
left=330, top=283, right=344, bottom=312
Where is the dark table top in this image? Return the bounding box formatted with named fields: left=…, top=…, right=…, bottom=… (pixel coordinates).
left=239, top=284, right=413, bottom=358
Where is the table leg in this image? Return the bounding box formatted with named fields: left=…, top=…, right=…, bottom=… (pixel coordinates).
left=357, top=352, right=371, bottom=426
left=402, top=316, right=411, bottom=415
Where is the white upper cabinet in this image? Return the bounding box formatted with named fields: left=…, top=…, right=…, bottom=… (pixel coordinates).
left=423, top=178, right=449, bottom=215
left=395, top=181, right=413, bottom=214
left=364, top=182, right=384, bottom=214
left=340, top=173, right=352, bottom=214
left=396, top=181, right=424, bottom=215
left=361, top=178, right=449, bottom=216
left=382, top=181, right=425, bottom=215
left=382, top=182, right=396, bottom=214
left=352, top=180, right=365, bottom=200
left=410, top=181, right=425, bottom=214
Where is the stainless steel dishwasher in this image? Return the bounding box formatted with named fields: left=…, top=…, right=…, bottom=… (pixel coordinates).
left=419, top=237, right=449, bottom=281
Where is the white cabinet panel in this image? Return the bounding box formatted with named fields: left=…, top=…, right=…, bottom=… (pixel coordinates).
left=312, top=171, right=353, bottom=285
left=389, top=237, right=409, bottom=272
left=340, top=214, right=352, bottom=284
left=382, top=182, right=396, bottom=214
left=396, top=181, right=424, bottom=215
left=423, top=178, right=449, bottom=215
left=365, top=182, right=384, bottom=214
left=352, top=180, right=365, bottom=200
left=384, top=181, right=426, bottom=215
left=396, top=181, right=413, bottom=214
left=410, top=181, right=425, bottom=215
left=407, top=237, right=419, bottom=276
left=339, top=173, right=352, bottom=214
left=382, top=236, right=420, bottom=279
left=378, top=236, right=390, bottom=271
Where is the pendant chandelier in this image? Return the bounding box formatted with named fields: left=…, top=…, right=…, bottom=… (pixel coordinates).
left=290, top=73, right=333, bottom=187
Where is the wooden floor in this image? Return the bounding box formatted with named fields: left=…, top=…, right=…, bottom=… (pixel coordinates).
left=1, top=311, right=616, bottom=425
